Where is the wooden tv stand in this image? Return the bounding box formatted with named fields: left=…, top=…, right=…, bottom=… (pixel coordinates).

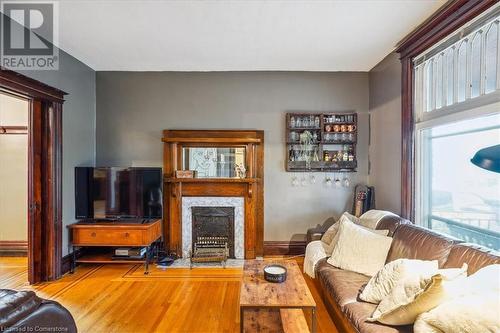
left=68, top=219, right=162, bottom=274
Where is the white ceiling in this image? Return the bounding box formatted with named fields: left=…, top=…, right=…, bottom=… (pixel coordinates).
left=54, top=1, right=444, bottom=71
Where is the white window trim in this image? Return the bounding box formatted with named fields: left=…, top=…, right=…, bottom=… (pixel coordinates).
left=417, top=90, right=500, bottom=125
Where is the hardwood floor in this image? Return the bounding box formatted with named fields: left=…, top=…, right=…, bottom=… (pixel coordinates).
left=0, top=256, right=338, bottom=333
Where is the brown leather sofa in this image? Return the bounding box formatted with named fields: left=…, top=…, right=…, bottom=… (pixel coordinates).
left=308, top=215, right=500, bottom=333
left=0, top=289, right=77, bottom=333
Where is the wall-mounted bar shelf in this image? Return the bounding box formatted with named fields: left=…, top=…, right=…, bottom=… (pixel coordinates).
left=285, top=112, right=358, bottom=172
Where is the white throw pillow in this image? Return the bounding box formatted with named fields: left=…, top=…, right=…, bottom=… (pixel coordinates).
left=414, top=292, right=500, bottom=333
left=325, top=216, right=389, bottom=253
left=327, top=218, right=393, bottom=277
left=368, top=263, right=468, bottom=325
left=460, top=264, right=500, bottom=295
left=413, top=264, right=500, bottom=332
left=360, top=259, right=439, bottom=304
left=321, top=212, right=359, bottom=245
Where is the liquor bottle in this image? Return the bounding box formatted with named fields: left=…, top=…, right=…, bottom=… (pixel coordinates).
left=290, top=116, right=296, bottom=128
left=314, top=116, right=320, bottom=128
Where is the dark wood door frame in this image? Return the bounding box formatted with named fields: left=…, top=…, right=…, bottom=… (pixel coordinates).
left=0, top=69, right=66, bottom=283
left=395, top=0, right=497, bottom=220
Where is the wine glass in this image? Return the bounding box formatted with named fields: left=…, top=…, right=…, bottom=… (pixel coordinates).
left=334, top=173, right=341, bottom=188
left=310, top=173, right=316, bottom=184
left=300, top=174, right=308, bottom=187
left=291, top=175, right=299, bottom=187
left=343, top=175, right=351, bottom=187
left=325, top=174, right=333, bottom=187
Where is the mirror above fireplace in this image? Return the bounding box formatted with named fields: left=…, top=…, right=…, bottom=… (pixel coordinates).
left=181, top=147, right=246, bottom=178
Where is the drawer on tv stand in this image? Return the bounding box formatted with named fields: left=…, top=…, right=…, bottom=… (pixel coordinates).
left=69, top=219, right=162, bottom=247
left=72, top=228, right=143, bottom=246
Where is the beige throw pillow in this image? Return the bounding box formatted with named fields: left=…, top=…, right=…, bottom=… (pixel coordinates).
left=368, top=263, right=468, bottom=325
left=321, top=222, right=340, bottom=245
left=327, top=219, right=393, bottom=277
left=321, top=212, right=359, bottom=245
left=360, top=259, right=439, bottom=304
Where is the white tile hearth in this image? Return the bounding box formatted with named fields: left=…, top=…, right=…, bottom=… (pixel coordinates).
left=157, top=258, right=244, bottom=269
left=182, top=197, right=244, bottom=259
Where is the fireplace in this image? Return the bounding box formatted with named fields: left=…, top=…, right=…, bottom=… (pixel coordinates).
left=163, top=130, right=264, bottom=259
left=192, top=207, right=235, bottom=258
left=181, top=197, right=245, bottom=259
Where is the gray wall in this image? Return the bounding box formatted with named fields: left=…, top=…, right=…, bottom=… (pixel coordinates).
left=96, top=72, right=369, bottom=241
left=368, top=53, right=402, bottom=214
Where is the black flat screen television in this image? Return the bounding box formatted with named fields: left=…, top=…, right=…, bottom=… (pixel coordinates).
left=75, top=167, right=162, bottom=220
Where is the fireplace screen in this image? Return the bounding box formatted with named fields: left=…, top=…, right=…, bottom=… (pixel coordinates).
left=191, top=207, right=235, bottom=258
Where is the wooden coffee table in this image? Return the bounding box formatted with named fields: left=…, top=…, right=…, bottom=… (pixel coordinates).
left=239, top=260, right=316, bottom=333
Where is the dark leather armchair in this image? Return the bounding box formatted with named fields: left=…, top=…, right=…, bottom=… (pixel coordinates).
left=0, top=289, right=77, bottom=333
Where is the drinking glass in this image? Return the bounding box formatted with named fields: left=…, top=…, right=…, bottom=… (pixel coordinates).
left=343, top=176, right=350, bottom=187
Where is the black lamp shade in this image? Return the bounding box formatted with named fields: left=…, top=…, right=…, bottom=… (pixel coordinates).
left=471, top=144, right=500, bottom=173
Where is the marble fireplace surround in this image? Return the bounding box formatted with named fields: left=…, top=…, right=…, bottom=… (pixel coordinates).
left=181, top=197, right=245, bottom=259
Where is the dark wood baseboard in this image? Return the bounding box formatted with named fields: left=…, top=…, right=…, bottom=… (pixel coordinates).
left=263, top=241, right=306, bottom=256
left=61, top=248, right=86, bottom=275
left=0, top=240, right=28, bottom=256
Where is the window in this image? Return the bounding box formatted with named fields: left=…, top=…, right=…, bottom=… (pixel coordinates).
left=417, top=114, right=500, bottom=250
left=414, top=7, right=500, bottom=250
left=413, top=12, right=500, bottom=118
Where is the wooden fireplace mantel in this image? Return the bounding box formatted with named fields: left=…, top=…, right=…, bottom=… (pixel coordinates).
left=162, top=130, right=264, bottom=259
left=164, top=177, right=260, bottom=184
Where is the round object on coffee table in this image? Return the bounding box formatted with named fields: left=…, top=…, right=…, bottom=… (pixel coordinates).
left=263, top=264, right=287, bottom=283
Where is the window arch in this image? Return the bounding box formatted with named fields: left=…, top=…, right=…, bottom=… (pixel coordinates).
left=485, top=20, right=499, bottom=93
left=470, top=31, right=483, bottom=97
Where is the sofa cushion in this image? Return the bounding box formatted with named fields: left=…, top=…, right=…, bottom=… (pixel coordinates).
left=343, top=302, right=413, bottom=333
left=316, top=259, right=370, bottom=307
left=443, top=243, right=500, bottom=274
left=386, top=224, right=458, bottom=267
